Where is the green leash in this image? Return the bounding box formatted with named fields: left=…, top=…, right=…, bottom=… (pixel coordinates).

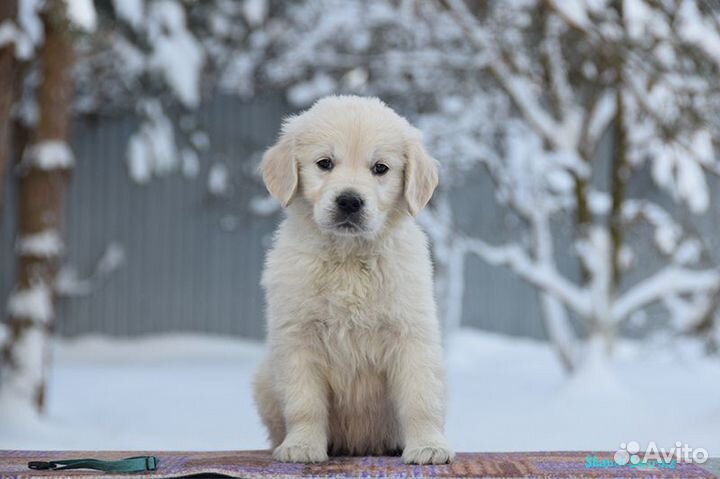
left=28, top=455, right=158, bottom=473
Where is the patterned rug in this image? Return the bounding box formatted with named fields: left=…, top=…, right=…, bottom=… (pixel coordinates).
left=0, top=450, right=715, bottom=479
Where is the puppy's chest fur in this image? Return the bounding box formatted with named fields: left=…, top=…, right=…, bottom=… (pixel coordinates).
left=314, top=251, right=398, bottom=353
left=313, top=253, right=388, bottom=324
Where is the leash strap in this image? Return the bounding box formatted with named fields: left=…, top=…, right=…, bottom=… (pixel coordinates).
left=28, top=455, right=158, bottom=473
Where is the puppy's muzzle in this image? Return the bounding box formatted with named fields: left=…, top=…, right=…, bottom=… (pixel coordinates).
left=334, top=190, right=365, bottom=231
left=336, top=190, right=364, bottom=215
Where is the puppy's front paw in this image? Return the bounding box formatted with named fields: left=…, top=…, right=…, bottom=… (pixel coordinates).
left=403, top=441, right=455, bottom=465
left=273, top=439, right=328, bottom=463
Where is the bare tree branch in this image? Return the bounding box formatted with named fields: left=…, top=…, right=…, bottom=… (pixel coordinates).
left=463, top=238, right=591, bottom=318
left=613, top=267, right=720, bottom=322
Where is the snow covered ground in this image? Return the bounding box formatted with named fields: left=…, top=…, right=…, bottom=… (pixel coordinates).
left=0, top=328, right=719, bottom=454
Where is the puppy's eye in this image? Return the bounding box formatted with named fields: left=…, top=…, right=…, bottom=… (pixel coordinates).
left=316, top=158, right=334, bottom=171
left=372, top=163, right=389, bottom=176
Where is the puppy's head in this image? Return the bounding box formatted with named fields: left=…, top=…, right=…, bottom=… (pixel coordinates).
left=261, top=96, right=438, bottom=237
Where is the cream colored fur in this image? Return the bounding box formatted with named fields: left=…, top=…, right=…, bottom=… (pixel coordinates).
left=254, top=96, right=453, bottom=465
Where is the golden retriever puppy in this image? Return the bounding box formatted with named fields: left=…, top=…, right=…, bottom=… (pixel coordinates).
left=254, top=96, right=453, bottom=465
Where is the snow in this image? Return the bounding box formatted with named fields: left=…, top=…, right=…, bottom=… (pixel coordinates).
left=65, top=0, right=97, bottom=32
left=465, top=238, right=591, bottom=320
left=0, top=20, right=34, bottom=60
left=208, top=163, right=230, bottom=196
left=147, top=1, right=205, bottom=108
left=6, top=283, right=53, bottom=324
left=181, top=148, right=200, bottom=178
left=287, top=73, right=337, bottom=107
left=55, top=243, right=126, bottom=297
left=127, top=102, right=178, bottom=183
left=674, top=239, right=702, bottom=266
left=341, top=67, right=368, bottom=90
left=613, top=267, right=720, bottom=323
left=243, top=0, right=268, bottom=27
left=0, top=326, right=47, bottom=417
left=1, top=328, right=719, bottom=453
left=96, top=243, right=126, bottom=275
left=677, top=0, right=720, bottom=68
left=645, top=128, right=715, bottom=215
left=127, top=136, right=151, bottom=183
left=17, top=230, right=64, bottom=258
left=111, top=37, right=145, bottom=78
left=190, top=131, right=210, bottom=151
left=651, top=140, right=709, bottom=214
left=16, top=0, right=44, bottom=58
left=22, top=141, right=74, bottom=170
left=249, top=195, right=280, bottom=216
left=55, top=267, right=92, bottom=296
left=111, top=0, right=144, bottom=30
left=546, top=0, right=590, bottom=29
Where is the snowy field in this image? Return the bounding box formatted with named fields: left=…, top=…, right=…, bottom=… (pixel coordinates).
left=1, top=328, right=719, bottom=454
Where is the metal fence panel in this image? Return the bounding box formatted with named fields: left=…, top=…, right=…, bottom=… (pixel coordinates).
left=0, top=94, right=599, bottom=340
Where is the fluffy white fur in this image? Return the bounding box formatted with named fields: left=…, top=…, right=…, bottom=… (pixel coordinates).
left=254, top=96, right=454, bottom=465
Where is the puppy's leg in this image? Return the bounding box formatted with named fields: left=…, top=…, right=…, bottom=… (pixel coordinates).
left=389, top=337, right=455, bottom=465
left=273, top=345, right=329, bottom=463
left=253, top=360, right=285, bottom=448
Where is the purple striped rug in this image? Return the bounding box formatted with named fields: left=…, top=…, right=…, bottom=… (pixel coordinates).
left=0, top=450, right=715, bottom=478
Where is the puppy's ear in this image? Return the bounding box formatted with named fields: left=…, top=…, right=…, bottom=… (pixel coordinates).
left=261, top=135, right=298, bottom=207
left=404, top=132, right=439, bottom=216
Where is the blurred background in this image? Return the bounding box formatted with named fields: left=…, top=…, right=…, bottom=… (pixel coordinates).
left=1, top=0, right=720, bottom=454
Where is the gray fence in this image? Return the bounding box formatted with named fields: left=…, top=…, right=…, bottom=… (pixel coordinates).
left=6, top=93, right=707, bottom=341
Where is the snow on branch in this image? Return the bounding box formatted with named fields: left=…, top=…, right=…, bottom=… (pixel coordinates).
left=441, top=0, right=578, bottom=150
left=677, top=0, right=720, bottom=68
left=147, top=1, right=205, bottom=108
left=127, top=101, right=177, bottom=183
left=21, top=141, right=74, bottom=170
left=0, top=325, right=46, bottom=410
left=242, top=0, right=268, bottom=27
left=492, top=62, right=567, bottom=147
left=663, top=292, right=715, bottom=333
left=463, top=238, right=591, bottom=318
left=545, top=0, right=592, bottom=31
left=16, top=230, right=64, bottom=258
left=111, top=0, right=144, bottom=29
left=56, top=243, right=126, bottom=297
left=543, top=16, right=575, bottom=117
left=0, top=0, right=45, bottom=60
left=0, top=20, right=34, bottom=60
left=66, top=0, right=97, bottom=32
left=613, top=267, right=720, bottom=322
left=584, top=90, right=616, bottom=152
left=7, top=283, right=53, bottom=324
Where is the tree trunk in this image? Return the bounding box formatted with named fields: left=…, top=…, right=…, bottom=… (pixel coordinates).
left=0, top=0, right=18, bottom=216
left=531, top=214, right=578, bottom=372
left=609, top=0, right=627, bottom=292
left=0, top=1, right=74, bottom=414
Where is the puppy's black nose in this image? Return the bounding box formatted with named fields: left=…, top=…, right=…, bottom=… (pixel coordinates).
left=336, top=191, right=364, bottom=214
